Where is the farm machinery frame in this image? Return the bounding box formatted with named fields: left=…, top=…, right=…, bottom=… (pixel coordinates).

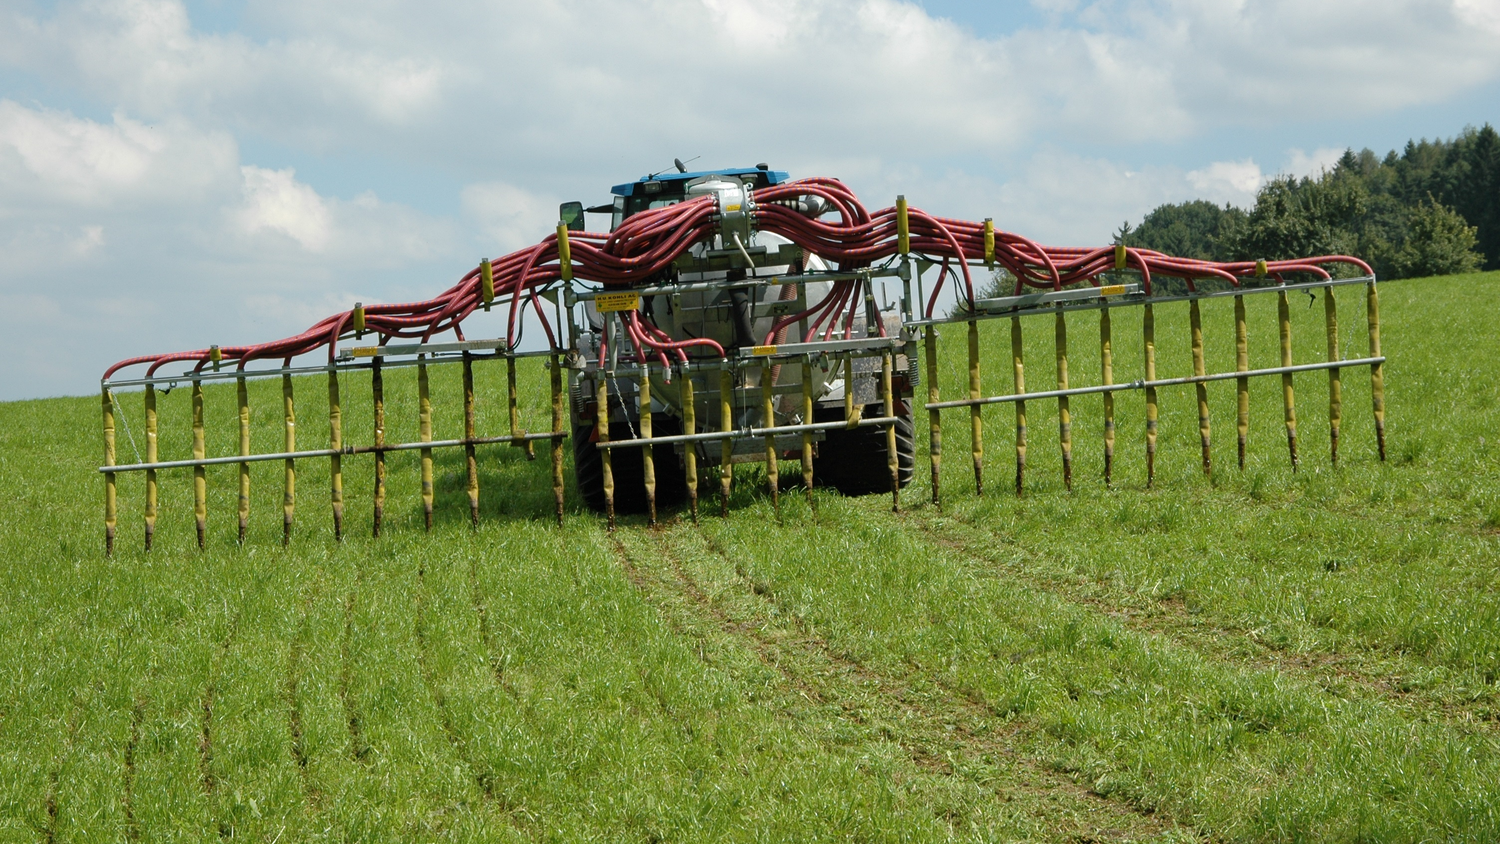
left=97, top=164, right=1386, bottom=552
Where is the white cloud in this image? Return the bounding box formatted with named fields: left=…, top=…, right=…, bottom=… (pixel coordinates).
left=0, top=100, right=237, bottom=209
left=1456, top=0, right=1500, bottom=35
left=880, top=150, right=1222, bottom=248
left=1, top=0, right=450, bottom=151
left=6, top=0, right=1493, bottom=170
left=128, top=155, right=456, bottom=266
left=2, top=0, right=1500, bottom=399
left=73, top=225, right=106, bottom=255
left=701, top=0, right=812, bottom=47
left=1181, top=148, right=1355, bottom=208
left=238, top=290, right=371, bottom=336
left=0, top=102, right=462, bottom=399
left=1284, top=147, right=1346, bottom=180
left=236, top=166, right=331, bottom=250
left=1113, top=0, right=1500, bottom=121
left=332, top=191, right=457, bottom=266
left=461, top=181, right=559, bottom=255
left=989, top=150, right=1187, bottom=245
left=1187, top=159, right=1264, bottom=206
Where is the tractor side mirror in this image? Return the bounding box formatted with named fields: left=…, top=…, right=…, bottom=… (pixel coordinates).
left=559, top=201, right=585, bottom=231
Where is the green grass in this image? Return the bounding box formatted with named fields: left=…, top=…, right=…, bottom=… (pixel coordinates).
left=1, top=272, right=1497, bottom=841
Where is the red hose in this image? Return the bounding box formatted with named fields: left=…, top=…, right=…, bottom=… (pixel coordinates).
left=103, top=178, right=1373, bottom=381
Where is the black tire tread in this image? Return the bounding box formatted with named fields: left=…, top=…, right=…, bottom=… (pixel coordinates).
left=812, top=403, right=915, bottom=496
left=573, top=414, right=687, bottom=514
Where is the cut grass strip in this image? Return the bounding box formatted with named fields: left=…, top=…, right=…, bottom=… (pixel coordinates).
left=331, top=537, right=515, bottom=839
left=337, top=576, right=371, bottom=766
left=450, top=521, right=1046, bottom=841
left=207, top=561, right=319, bottom=840
left=1, top=272, right=1496, bottom=839
left=282, top=577, right=319, bottom=809
left=619, top=522, right=1191, bottom=842
left=122, top=695, right=144, bottom=843
left=939, top=486, right=1500, bottom=692
left=116, top=564, right=225, bottom=839
left=902, top=503, right=1500, bottom=729
left=41, top=688, right=86, bottom=843
left=700, top=493, right=1500, bottom=841
left=410, top=555, right=529, bottom=836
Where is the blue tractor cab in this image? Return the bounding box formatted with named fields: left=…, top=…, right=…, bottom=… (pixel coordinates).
left=575, top=164, right=791, bottom=231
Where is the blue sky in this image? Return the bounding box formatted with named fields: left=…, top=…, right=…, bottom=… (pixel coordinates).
left=2, top=0, right=1497, bottom=399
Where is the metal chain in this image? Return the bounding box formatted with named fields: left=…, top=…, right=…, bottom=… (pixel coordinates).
left=608, top=371, right=638, bottom=441
left=111, top=391, right=144, bottom=464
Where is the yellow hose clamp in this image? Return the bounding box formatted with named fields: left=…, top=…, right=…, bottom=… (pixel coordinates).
left=480, top=258, right=494, bottom=309
left=1255, top=259, right=1268, bottom=278
left=353, top=302, right=366, bottom=337
left=983, top=218, right=995, bottom=266
left=896, top=195, right=910, bottom=256
left=1114, top=243, right=1127, bottom=271
left=556, top=223, right=573, bottom=282
left=209, top=345, right=222, bottom=371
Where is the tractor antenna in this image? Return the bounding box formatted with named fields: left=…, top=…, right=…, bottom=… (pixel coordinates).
left=650, top=156, right=700, bottom=179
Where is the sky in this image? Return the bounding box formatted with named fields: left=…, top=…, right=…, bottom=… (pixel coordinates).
left=2, top=0, right=1498, bottom=400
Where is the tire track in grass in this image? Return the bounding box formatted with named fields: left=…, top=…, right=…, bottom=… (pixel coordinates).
left=283, top=578, right=321, bottom=809
left=339, top=576, right=370, bottom=764
left=614, top=526, right=1185, bottom=843
left=122, top=694, right=145, bottom=843
left=40, top=687, right=90, bottom=844
left=468, top=555, right=510, bottom=691
left=199, top=608, right=242, bottom=839
left=413, top=562, right=530, bottom=837
left=689, top=526, right=1187, bottom=841
left=608, top=533, right=829, bottom=709
left=903, top=506, right=1500, bottom=729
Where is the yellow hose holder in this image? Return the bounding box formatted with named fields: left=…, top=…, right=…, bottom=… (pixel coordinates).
left=1114, top=243, right=1127, bottom=270
left=983, top=218, right=995, bottom=266
left=556, top=223, right=574, bottom=282
left=209, top=345, right=222, bottom=372
left=896, top=195, right=910, bottom=256
left=1256, top=259, right=1268, bottom=278
left=352, top=302, right=366, bottom=336
left=480, top=258, right=494, bottom=308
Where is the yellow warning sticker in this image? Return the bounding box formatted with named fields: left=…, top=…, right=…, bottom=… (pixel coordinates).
left=351, top=346, right=379, bottom=358
left=723, top=203, right=741, bottom=213
left=1099, top=284, right=1127, bottom=296
left=595, top=291, right=640, bottom=313
left=751, top=345, right=777, bottom=356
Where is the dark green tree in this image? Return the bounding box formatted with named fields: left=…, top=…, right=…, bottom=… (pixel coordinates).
left=1126, top=124, right=1498, bottom=280
left=1374, top=125, right=1499, bottom=270
left=1447, top=125, right=1500, bottom=270
left=1390, top=197, right=1482, bottom=278
left=1129, top=200, right=1246, bottom=262
left=1224, top=173, right=1365, bottom=266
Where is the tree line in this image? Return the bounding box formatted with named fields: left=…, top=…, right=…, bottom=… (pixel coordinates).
left=1120, top=124, right=1498, bottom=281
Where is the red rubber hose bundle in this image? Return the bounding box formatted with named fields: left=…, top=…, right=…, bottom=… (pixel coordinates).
left=104, top=178, right=1372, bottom=381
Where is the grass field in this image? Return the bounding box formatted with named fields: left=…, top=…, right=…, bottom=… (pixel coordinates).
left=1, top=271, right=1497, bottom=842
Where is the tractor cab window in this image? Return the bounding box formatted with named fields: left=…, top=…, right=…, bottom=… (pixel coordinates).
left=622, top=190, right=687, bottom=223
left=614, top=170, right=776, bottom=230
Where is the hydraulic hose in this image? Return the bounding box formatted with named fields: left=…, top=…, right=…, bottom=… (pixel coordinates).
left=103, top=178, right=1373, bottom=381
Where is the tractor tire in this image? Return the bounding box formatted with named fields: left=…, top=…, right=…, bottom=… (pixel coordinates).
left=812, top=402, right=915, bottom=496
left=573, top=414, right=687, bottom=514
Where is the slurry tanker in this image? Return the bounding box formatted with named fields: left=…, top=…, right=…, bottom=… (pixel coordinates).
left=98, top=163, right=1384, bottom=551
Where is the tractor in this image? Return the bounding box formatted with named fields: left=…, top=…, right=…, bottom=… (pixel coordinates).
left=561, top=164, right=915, bottom=515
